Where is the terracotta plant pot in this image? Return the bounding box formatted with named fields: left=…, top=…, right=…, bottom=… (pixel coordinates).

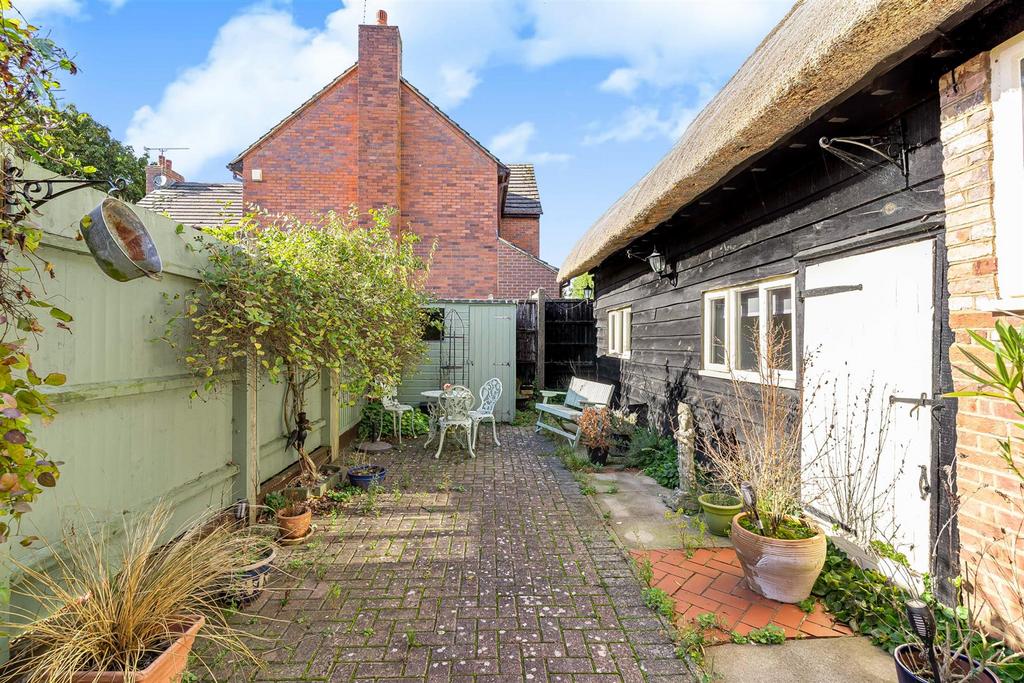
left=71, top=615, right=204, bottom=682
left=276, top=505, right=312, bottom=540
left=730, top=512, right=826, bottom=604
left=698, top=493, right=743, bottom=537
left=894, top=643, right=1001, bottom=683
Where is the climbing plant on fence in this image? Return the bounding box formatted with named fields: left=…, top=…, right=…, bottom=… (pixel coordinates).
left=0, top=3, right=88, bottom=544
left=166, top=206, right=431, bottom=483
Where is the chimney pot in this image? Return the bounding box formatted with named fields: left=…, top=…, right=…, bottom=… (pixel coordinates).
left=377, top=9, right=387, bottom=25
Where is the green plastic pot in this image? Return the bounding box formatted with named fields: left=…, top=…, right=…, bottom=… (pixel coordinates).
left=699, top=493, right=743, bottom=537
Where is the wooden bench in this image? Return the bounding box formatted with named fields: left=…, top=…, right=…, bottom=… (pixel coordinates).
left=534, top=377, right=615, bottom=446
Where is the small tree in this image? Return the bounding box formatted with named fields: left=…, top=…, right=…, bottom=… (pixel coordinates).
left=169, top=206, right=431, bottom=484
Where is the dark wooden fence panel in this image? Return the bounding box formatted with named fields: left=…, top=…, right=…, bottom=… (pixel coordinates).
left=544, top=299, right=596, bottom=390
left=516, top=300, right=538, bottom=391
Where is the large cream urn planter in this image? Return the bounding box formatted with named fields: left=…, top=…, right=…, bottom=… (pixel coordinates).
left=730, top=513, right=827, bottom=604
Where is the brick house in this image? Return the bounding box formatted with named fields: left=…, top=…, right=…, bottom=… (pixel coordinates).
left=560, top=0, right=1024, bottom=646
left=219, top=10, right=557, bottom=301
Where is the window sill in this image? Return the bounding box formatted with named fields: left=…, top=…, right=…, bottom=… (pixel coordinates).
left=605, top=352, right=631, bottom=360
left=698, top=367, right=797, bottom=389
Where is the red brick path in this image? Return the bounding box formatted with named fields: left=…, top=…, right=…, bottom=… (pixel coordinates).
left=632, top=547, right=853, bottom=642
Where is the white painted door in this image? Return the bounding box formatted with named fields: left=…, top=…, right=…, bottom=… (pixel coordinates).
left=801, top=239, right=934, bottom=574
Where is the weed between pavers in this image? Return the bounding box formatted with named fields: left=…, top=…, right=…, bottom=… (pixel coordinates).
left=642, top=586, right=675, bottom=619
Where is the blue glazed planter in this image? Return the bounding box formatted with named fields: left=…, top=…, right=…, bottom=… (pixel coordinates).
left=348, top=464, right=386, bottom=490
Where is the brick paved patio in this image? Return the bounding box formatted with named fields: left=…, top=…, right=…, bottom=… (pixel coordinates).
left=218, top=426, right=694, bottom=682
left=632, top=547, right=853, bottom=643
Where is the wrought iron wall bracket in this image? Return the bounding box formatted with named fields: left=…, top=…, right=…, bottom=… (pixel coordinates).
left=3, top=159, right=129, bottom=222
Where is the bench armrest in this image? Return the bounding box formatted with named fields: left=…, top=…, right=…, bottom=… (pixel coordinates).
left=539, top=390, right=567, bottom=404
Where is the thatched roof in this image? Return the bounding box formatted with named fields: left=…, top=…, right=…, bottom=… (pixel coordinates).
left=560, top=0, right=982, bottom=281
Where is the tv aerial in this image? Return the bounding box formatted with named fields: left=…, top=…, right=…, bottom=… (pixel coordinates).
left=144, top=146, right=189, bottom=188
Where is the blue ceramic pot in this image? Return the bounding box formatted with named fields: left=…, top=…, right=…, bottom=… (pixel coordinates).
left=348, top=464, right=386, bottom=490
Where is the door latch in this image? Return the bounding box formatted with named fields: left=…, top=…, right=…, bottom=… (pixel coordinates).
left=889, top=393, right=945, bottom=417
left=918, top=464, right=931, bottom=499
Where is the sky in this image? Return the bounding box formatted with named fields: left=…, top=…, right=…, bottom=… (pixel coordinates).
left=20, top=0, right=792, bottom=267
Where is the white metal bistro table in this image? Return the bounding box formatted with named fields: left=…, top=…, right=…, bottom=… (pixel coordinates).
left=421, top=390, right=444, bottom=448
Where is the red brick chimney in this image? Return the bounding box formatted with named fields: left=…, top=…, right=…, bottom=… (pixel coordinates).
left=357, top=9, right=402, bottom=221
left=145, top=155, right=184, bottom=194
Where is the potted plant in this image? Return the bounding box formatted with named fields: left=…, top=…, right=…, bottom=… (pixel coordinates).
left=578, top=406, right=613, bottom=465
left=275, top=502, right=312, bottom=541
left=699, top=325, right=826, bottom=603
left=221, top=530, right=277, bottom=605
left=2, top=507, right=259, bottom=683
left=698, top=491, right=743, bottom=537
left=348, top=463, right=387, bottom=490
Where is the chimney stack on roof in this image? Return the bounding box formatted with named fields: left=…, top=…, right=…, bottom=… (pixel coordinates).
left=145, top=154, right=184, bottom=195
left=357, top=9, right=402, bottom=220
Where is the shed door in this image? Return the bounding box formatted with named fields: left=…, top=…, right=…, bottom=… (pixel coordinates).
left=469, top=305, right=516, bottom=422
left=801, top=239, right=935, bottom=574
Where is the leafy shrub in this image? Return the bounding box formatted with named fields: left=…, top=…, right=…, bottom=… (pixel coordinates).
left=513, top=408, right=538, bottom=426
left=627, top=427, right=679, bottom=489
left=813, top=542, right=1024, bottom=681
left=357, top=401, right=429, bottom=440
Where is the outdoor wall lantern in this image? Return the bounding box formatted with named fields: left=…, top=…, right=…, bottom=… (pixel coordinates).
left=627, top=246, right=670, bottom=279
left=583, top=283, right=594, bottom=301
left=3, top=158, right=163, bottom=283
left=646, top=248, right=667, bottom=277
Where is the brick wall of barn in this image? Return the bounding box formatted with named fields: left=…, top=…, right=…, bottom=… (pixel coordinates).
left=941, top=51, right=1024, bottom=648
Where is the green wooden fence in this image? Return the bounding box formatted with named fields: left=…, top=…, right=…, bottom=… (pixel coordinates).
left=0, top=161, right=360, bottom=638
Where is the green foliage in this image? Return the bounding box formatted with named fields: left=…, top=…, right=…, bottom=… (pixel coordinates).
left=263, top=491, right=287, bottom=512
left=0, top=5, right=86, bottom=542
left=675, top=613, right=719, bottom=672
left=642, top=586, right=675, bottom=619
left=627, top=427, right=679, bottom=489
left=324, top=485, right=362, bottom=504
left=813, top=542, right=1024, bottom=680
left=357, top=401, right=429, bottom=440
left=949, top=320, right=1024, bottom=484
left=575, top=472, right=597, bottom=496
left=566, top=272, right=594, bottom=299
left=747, top=624, right=786, bottom=645
left=554, top=444, right=594, bottom=472
left=512, top=407, right=538, bottom=426
left=730, top=630, right=749, bottom=644
left=169, top=206, right=430, bottom=398
left=33, top=104, right=147, bottom=202
left=796, top=597, right=815, bottom=613
left=635, top=556, right=654, bottom=587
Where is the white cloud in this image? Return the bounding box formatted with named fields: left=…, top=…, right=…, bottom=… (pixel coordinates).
left=489, top=122, right=571, bottom=165
left=126, top=0, right=789, bottom=177
left=583, top=83, right=717, bottom=146
left=16, top=0, right=82, bottom=19
left=523, top=0, right=792, bottom=95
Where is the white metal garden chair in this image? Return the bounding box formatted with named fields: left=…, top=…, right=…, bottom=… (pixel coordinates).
left=434, top=385, right=475, bottom=459
left=377, top=380, right=415, bottom=445
left=469, top=377, right=502, bottom=449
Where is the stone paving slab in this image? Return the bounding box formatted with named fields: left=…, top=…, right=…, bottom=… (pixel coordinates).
left=214, top=426, right=694, bottom=682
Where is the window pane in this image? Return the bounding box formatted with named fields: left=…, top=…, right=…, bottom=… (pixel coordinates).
left=710, top=298, right=726, bottom=365
left=737, top=289, right=759, bottom=371
left=769, top=287, right=793, bottom=370
left=622, top=309, right=632, bottom=355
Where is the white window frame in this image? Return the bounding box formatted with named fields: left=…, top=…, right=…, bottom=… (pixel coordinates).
left=699, top=275, right=796, bottom=388
left=992, top=31, right=1024, bottom=299
left=606, top=306, right=632, bottom=359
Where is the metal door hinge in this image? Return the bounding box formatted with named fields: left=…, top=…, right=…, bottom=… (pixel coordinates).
left=799, top=284, right=863, bottom=301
